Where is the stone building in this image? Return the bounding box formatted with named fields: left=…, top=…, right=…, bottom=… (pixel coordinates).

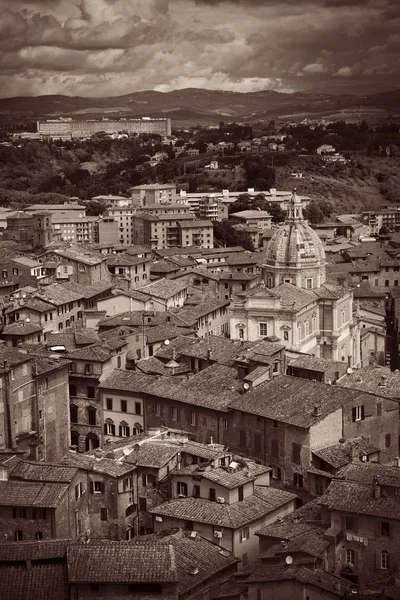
left=229, top=191, right=360, bottom=366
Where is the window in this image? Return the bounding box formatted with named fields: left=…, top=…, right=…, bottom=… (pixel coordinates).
left=292, top=443, right=301, bottom=465
left=293, top=473, right=303, bottom=487
left=306, top=278, right=313, bottom=289
left=117, top=356, right=121, bottom=368
left=70, top=405, right=78, bottom=423
left=385, top=434, right=391, bottom=448
left=177, top=482, right=188, bottom=496
left=272, top=466, right=281, bottom=480
left=223, top=419, right=228, bottom=430
left=352, top=406, right=365, bottom=422
left=155, top=403, right=161, bottom=417
left=283, top=330, right=289, bottom=342
left=100, top=508, right=108, bottom=521
left=87, top=386, right=95, bottom=399
left=377, top=403, right=382, bottom=416
left=14, top=530, right=23, bottom=541
left=193, top=485, right=200, bottom=498
left=190, top=411, right=196, bottom=426
left=93, top=481, right=104, bottom=494
left=35, top=531, right=43, bottom=541
left=238, top=486, right=244, bottom=502
left=257, top=590, right=265, bottom=600
left=381, top=521, right=390, bottom=537
left=346, top=548, right=355, bottom=565
left=121, top=400, right=127, bottom=413
left=13, top=507, right=27, bottom=519
left=75, top=482, right=83, bottom=499
left=142, top=474, right=156, bottom=488
left=69, top=384, right=77, bottom=397
left=170, top=406, right=179, bottom=421
left=345, top=516, right=356, bottom=532
left=254, top=433, right=261, bottom=453
left=381, top=550, right=390, bottom=569
left=106, top=398, right=113, bottom=411
left=104, top=421, right=115, bottom=436
left=119, top=424, right=130, bottom=437
left=85, top=364, right=93, bottom=375
left=209, top=488, right=216, bottom=502
left=87, top=406, right=96, bottom=426
left=139, top=497, right=147, bottom=511
left=239, top=526, right=249, bottom=542
left=135, top=402, right=141, bottom=415
left=259, top=322, right=268, bottom=337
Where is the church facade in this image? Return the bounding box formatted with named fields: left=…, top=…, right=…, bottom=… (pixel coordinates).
left=229, top=192, right=360, bottom=367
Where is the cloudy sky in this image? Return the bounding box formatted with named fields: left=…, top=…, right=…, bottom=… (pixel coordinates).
left=0, top=0, right=398, bottom=97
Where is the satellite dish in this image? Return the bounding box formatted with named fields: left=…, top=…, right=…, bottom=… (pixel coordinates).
left=164, top=339, right=170, bottom=346
left=243, top=382, right=250, bottom=390
left=25, top=318, right=30, bottom=323
left=285, top=556, right=293, bottom=565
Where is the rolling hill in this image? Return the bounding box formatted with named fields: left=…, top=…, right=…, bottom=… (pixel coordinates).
left=0, top=87, right=399, bottom=125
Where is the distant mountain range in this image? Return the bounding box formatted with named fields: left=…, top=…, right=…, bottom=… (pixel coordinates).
left=1, top=87, right=399, bottom=124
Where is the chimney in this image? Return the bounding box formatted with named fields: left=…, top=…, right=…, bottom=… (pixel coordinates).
left=372, top=476, right=381, bottom=499
left=207, top=349, right=212, bottom=360
left=395, top=457, right=400, bottom=468
left=313, top=403, right=322, bottom=417
left=380, top=375, right=387, bottom=387
left=350, top=441, right=359, bottom=463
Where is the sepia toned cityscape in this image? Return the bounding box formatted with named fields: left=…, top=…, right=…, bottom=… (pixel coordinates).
left=0, top=0, right=400, bottom=599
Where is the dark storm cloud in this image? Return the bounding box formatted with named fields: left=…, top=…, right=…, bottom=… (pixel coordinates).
left=0, top=0, right=398, bottom=97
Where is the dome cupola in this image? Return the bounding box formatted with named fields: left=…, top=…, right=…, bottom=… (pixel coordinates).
left=263, top=190, right=326, bottom=289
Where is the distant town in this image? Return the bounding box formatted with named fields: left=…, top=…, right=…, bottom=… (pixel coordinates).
left=1, top=114, right=400, bottom=600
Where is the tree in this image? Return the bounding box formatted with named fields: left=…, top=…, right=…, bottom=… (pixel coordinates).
left=304, top=201, right=324, bottom=224
left=214, top=220, right=254, bottom=251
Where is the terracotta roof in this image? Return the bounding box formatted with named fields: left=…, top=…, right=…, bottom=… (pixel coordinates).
left=2, top=322, right=43, bottom=336
left=67, top=344, right=111, bottom=362
left=288, top=355, right=345, bottom=373
left=123, top=442, right=181, bottom=469
left=337, top=462, right=400, bottom=487
left=171, top=463, right=270, bottom=490
left=67, top=540, right=177, bottom=583
left=176, top=299, right=230, bottom=326
left=138, top=278, right=190, bottom=300
left=0, top=539, right=69, bottom=562
left=10, top=461, right=78, bottom=483
left=99, top=370, right=156, bottom=393
left=137, top=529, right=237, bottom=595
left=151, top=486, right=296, bottom=529
left=60, top=451, right=134, bottom=478
left=0, top=480, right=68, bottom=507
left=0, top=348, right=31, bottom=372
left=0, top=564, right=68, bottom=600
left=319, top=479, right=400, bottom=520
left=49, top=248, right=105, bottom=265
left=5, top=298, right=54, bottom=314
left=247, top=565, right=349, bottom=596
left=338, top=366, right=400, bottom=399
left=34, top=283, right=85, bottom=306
left=11, top=256, right=41, bottom=268
left=312, top=437, right=380, bottom=469
left=229, top=375, right=360, bottom=429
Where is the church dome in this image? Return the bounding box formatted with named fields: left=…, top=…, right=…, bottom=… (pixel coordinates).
left=263, top=191, right=326, bottom=289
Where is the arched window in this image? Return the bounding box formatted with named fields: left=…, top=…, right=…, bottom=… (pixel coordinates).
left=85, top=433, right=99, bottom=452
left=71, top=431, right=79, bottom=449
left=119, top=421, right=130, bottom=438
left=87, top=406, right=96, bottom=426
left=70, top=405, right=78, bottom=423
left=126, top=505, right=136, bottom=517
left=104, top=419, right=115, bottom=436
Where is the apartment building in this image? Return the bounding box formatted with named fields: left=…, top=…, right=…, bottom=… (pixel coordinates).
left=52, top=213, right=100, bottom=244
left=0, top=349, right=71, bottom=462
left=130, top=183, right=177, bottom=206
left=151, top=459, right=296, bottom=568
